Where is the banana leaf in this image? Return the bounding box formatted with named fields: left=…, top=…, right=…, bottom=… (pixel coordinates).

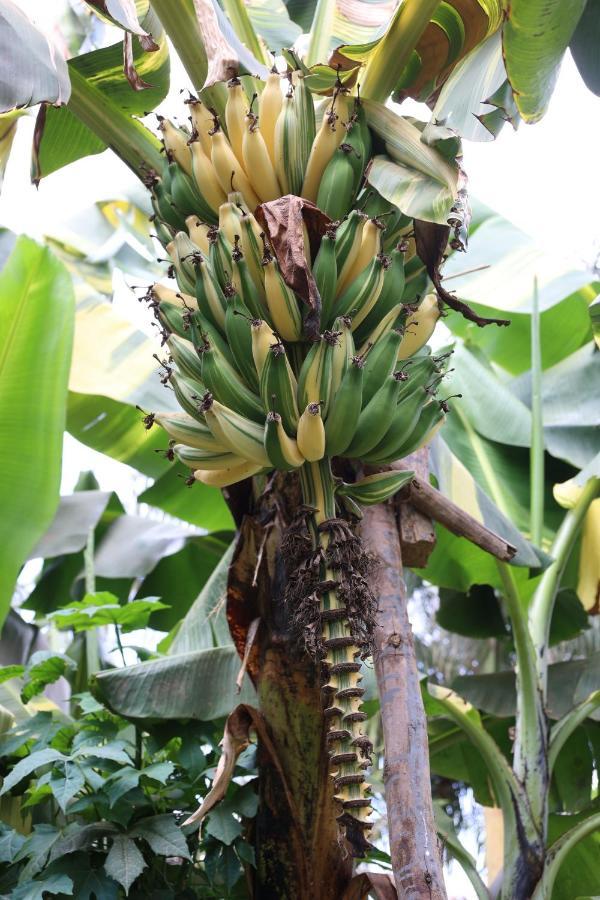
left=0, top=237, right=74, bottom=625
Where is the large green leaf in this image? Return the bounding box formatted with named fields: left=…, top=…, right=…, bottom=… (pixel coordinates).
left=363, top=100, right=460, bottom=225
left=503, top=0, right=586, bottom=122
left=570, top=0, right=600, bottom=95
left=0, top=0, right=70, bottom=112
left=32, top=7, right=167, bottom=180
left=442, top=213, right=597, bottom=373
left=245, top=0, right=302, bottom=51
left=547, top=804, right=600, bottom=900
left=94, top=646, right=256, bottom=721
left=0, top=237, right=74, bottom=624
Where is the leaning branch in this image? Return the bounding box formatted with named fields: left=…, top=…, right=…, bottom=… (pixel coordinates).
left=362, top=501, right=447, bottom=900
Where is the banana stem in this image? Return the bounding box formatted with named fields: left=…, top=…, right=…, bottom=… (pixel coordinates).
left=298, top=460, right=372, bottom=848
left=360, top=0, right=442, bottom=103
left=67, top=67, right=164, bottom=179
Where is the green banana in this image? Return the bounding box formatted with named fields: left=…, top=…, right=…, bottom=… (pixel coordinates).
left=343, top=99, right=371, bottom=195
left=154, top=411, right=222, bottom=451
left=232, top=239, right=266, bottom=321
left=224, top=291, right=259, bottom=390
left=324, top=356, right=364, bottom=458
left=316, top=143, right=357, bottom=222
left=329, top=315, right=354, bottom=398
left=361, top=384, right=430, bottom=464
left=195, top=255, right=227, bottom=331
left=259, top=341, right=300, bottom=434
left=334, top=253, right=387, bottom=326
left=371, top=400, right=446, bottom=464
left=361, top=328, right=404, bottom=406
left=201, top=393, right=270, bottom=466
left=168, top=162, right=215, bottom=223
left=354, top=243, right=407, bottom=345
left=334, top=209, right=366, bottom=276
left=336, top=470, right=414, bottom=506
left=262, top=247, right=303, bottom=342
left=169, top=372, right=205, bottom=421
left=167, top=334, right=204, bottom=382
left=167, top=232, right=200, bottom=295
left=174, top=443, right=246, bottom=470
left=183, top=308, right=236, bottom=368
left=293, top=71, right=316, bottom=179
left=239, top=211, right=265, bottom=294
left=275, top=82, right=304, bottom=196
left=152, top=179, right=185, bottom=232
left=313, top=226, right=338, bottom=331
left=208, top=227, right=232, bottom=292
left=297, top=332, right=336, bottom=417
left=200, top=340, right=264, bottom=422
left=344, top=372, right=404, bottom=458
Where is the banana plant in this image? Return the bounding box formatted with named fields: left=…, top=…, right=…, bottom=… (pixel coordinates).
left=1, top=1, right=598, bottom=898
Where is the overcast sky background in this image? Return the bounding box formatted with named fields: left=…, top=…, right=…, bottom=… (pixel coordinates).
left=1, top=3, right=599, bottom=897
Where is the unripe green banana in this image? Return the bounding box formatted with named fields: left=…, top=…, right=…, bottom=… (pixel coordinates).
left=152, top=180, right=186, bottom=232
left=371, top=400, right=446, bottom=464
left=169, top=372, right=205, bottom=422
left=356, top=303, right=404, bottom=358
left=334, top=254, right=387, bottom=327
left=154, top=411, right=221, bottom=451
left=361, top=384, right=429, bottom=464
left=336, top=470, right=414, bottom=506
left=232, top=238, right=266, bottom=321
left=344, top=372, right=404, bottom=458
left=167, top=334, right=204, bottom=382
left=354, top=243, right=406, bottom=345
left=262, top=247, right=303, bottom=341
left=293, top=71, right=316, bottom=177
left=343, top=99, right=371, bottom=195
left=361, top=328, right=404, bottom=406
left=297, top=402, right=326, bottom=461
left=167, top=232, right=200, bottom=295
left=200, top=340, right=264, bottom=423
left=313, top=226, right=338, bottom=331
left=169, top=162, right=215, bottom=222
left=195, top=256, right=227, bottom=331
left=259, top=342, right=299, bottom=434
left=239, top=211, right=265, bottom=293
left=201, top=393, right=270, bottom=466
left=184, top=308, right=236, bottom=368
left=324, top=357, right=364, bottom=458
left=330, top=315, right=354, bottom=398
left=264, top=411, right=304, bottom=470
left=316, top=143, right=357, bottom=222
left=174, top=443, right=247, bottom=470
left=334, top=209, right=366, bottom=276
left=224, top=290, right=259, bottom=390
left=208, top=227, right=232, bottom=292
left=297, top=332, right=336, bottom=417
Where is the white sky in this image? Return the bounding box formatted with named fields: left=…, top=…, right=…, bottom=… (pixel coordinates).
left=1, top=6, right=599, bottom=897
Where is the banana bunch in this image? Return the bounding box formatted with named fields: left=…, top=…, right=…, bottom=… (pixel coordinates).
left=144, top=67, right=454, bottom=853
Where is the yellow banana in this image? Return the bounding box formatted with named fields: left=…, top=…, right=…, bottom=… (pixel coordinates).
left=397, top=293, right=441, bottom=359
left=158, top=118, right=192, bottom=176
left=151, top=283, right=197, bottom=309
left=337, top=217, right=383, bottom=296
left=219, top=199, right=243, bottom=247
left=185, top=216, right=211, bottom=255
left=251, top=318, right=277, bottom=377
left=263, top=250, right=303, bottom=341
left=225, top=77, right=249, bottom=167
left=296, top=402, right=326, bottom=462
left=259, top=70, right=283, bottom=166
left=301, top=90, right=351, bottom=202
left=210, top=124, right=260, bottom=212
left=194, top=460, right=264, bottom=487
left=190, top=140, right=227, bottom=213
left=242, top=112, right=282, bottom=202
left=187, top=97, right=214, bottom=157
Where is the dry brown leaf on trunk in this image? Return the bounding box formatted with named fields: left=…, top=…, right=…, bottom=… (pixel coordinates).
left=192, top=0, right=239, bottom=86
left=342, top=872, right=398, bottom=899
left=183, top=703, right=298, bottom=829
left=413, top=219, right=509, bottom=328
left=256, top=196, right=332, bottom=339
left=227, top=515, right=276, bottom=684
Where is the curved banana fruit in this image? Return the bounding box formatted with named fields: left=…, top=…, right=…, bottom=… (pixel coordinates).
left=297, top=402, right=326, bottom=461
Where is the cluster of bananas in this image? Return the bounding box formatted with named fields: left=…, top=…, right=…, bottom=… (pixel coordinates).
left=144, top=71, right=450, bottom=848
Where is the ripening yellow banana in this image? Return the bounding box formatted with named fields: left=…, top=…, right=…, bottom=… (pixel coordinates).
left=210, top=125, right=261, bottom=212
left=251, top=318, right=277, bottom=377
left=159, top=118, right=193, bottom=176
left=190, top=141, right=227, bottom=213
left=259, top=70, right=283, bottom=167
left=337, top=217, right=383, bottom=296
left=296, top=402, right=326, bottom=461
left=151, top=283, right=197, bottom=309
left=219, top=200, right=243, bottom=247
left=186, top=216, right=211, bottom=255
left=188, top=98, right=214, bottom=157
left=194, top=460, right=264, bottom=487
left=242, top=112, right=282, bottom=202
left=301, top=91, right=351, bottom=202
left=397, top=293, right=441, bottom=359
left=225, top=77, right=248, bottom=167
